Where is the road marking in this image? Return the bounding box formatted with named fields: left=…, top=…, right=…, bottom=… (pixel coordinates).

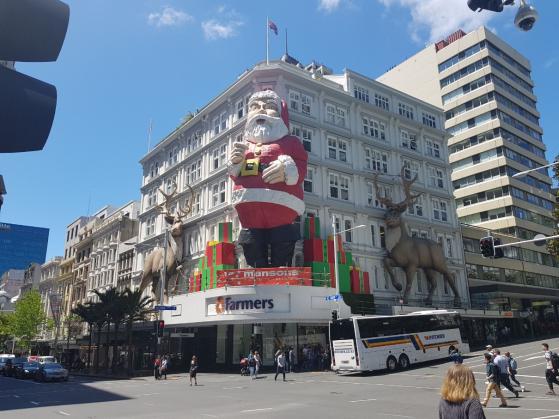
left=519, top=363, right=547, bottom=370
left=532, top=415, right=559, bottom=419
left=144, top=402, right=155, bottom=407
left=349, top=398, right=377, bottom=403
left=486, top=408, right=559, bottom=412
left=223, top=386, right=246, bottom=390
left=30, top=401, right=39, bottom=405
left=240, top=408, right=274, bottom=413
left=378, top=414, right=416, bottom=418
left=201, top=415, right=218, bottom=418
left=58, top=411, right=70, bottom=416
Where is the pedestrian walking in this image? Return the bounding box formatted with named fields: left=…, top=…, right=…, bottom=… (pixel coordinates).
left=493, top=349, right=518, bottom=397
left=285, top=347, right=291, bottom=373
left=275, top=350, right=286, bottom=382
left=543, top=343, right=559, bottom=395
left=189, top=355, right=198, bottom=386
left=153, top=356, right=161, bottom=380
left=248, top=350, right=256, bottom=379
left=449, top=345, right=463, bottom=364
left=481, top=353, right=507, bottom=408
left=505, top=352, right=524, bottom=391
left=439, top=364, right=486, bottom=419
left=254, top=351, right=261, bottom=378
left=160, top=355, right=168, bottom=380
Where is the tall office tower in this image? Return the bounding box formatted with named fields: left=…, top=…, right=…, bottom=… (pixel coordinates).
left=379, top=27, right=554, bottom=241
left=379, top=27, right=559, bottom=313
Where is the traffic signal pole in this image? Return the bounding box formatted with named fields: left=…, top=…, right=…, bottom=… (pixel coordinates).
left=493, top=234, right=559, bottom=248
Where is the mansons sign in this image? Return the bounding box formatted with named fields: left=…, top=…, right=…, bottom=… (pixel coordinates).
left=207, top=294, right=290, bottom=316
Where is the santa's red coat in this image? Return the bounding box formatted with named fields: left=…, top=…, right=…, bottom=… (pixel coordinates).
left=231, top=135, right=308, bottom=229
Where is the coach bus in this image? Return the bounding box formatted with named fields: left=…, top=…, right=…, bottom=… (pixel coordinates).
left=329, top=310, right=469, bottom=372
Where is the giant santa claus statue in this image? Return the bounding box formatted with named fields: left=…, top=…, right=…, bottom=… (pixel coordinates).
left=228, top=89, right=308, bottom=268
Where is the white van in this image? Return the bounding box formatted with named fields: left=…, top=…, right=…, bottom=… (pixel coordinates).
left=37, top=356, right=57, bottom=364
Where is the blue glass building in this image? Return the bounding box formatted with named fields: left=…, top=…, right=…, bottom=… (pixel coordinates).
left=0, top=222, right=49, bottom=276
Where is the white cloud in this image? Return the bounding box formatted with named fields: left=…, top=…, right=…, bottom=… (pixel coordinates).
left=318, top=0, right=342, bottom=13
left=377, top=0, right=502, bottom=43
left=148, top=7, right=193, bottom=28
left=544, top=58, right=558, bottom=70
left=201, top=7, right=244, bottom=40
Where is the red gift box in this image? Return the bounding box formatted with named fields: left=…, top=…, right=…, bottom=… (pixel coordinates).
left=215, top=243, right=236, bottom=266
left=304, top=238, right=324, bottom=263
left=350, top=270, right=361, bottom=293
left=363, top=272, right=370, bottom=294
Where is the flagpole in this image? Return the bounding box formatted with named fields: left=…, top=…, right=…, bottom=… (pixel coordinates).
left=266, top=16, right=269, bottom=65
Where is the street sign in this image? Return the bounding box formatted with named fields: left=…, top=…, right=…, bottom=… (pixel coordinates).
left=325, top=294, right=340, bottom=302
left=154, top=305, right=177, bottom=311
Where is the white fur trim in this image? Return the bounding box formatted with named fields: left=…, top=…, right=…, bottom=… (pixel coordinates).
left=232, top=188, right=305, bottom=215
left=277, top=155, right=298, bottom=186
left=227, top=160, right=243, bottom=177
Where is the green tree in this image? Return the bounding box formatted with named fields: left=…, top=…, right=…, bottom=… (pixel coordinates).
left=547, top=157, right=559, bottom=257
left=72, top=303, right=101, bottom=370
left=0, top=312, right=15, bottom=351
left=121, top=288, right=153, bottom=375
left=11, top=291, right=48, bottom=351
left=93, top=288, right=123, bottom=371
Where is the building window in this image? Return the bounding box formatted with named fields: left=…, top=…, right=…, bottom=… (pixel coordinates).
left=425, top=139, right=441, bottom=158
left=362, top=116, right=386, bottom=141
left=354, top=85, right=369, bottom=103
left=147, top=188, right=157, bottom=209
left=374, top=93, right=389, bottom=111
left=364, top=148, right=388, bottom=173
left=236, top=96, right=249, bottom=120
left=149, top=162, right=160, bottom=179
left=433, top=199, right=449, bottom=222
left=407, top=194, right=424, bottom=217
left=367, top=183, right=391, bottom=208
left=191, top=192, right=201, bottom=215
left=446, top=237, right=454, bottom=258
left=422, top=112, right=437, bottom=128
left=187, top=160, right=202, bottom=184
left=327, top=136, right=348, bottom=162
left=370, top=225, right=376, bottom=247
left=325, top=103, right=347, bottom=127
left=344, top=219, right=353, bottom=242
left=168, top=147, right=179, bottom=166
left=289, top=89, right=312, bottom=115
left=291, top=124, right=313, bottom=152
left=329, top=173, right=350, bottom=201
left=402, top=158, right=420, bottom=180
left=211, top=144, right=227, bottom=171
left=145, top=216, right=156, bottom=237
left=400, top=130, right=418, bottom=151
left=211, top=180, right=227, bottom=207
left=212, top=112, right=228, bottom=137
left=428, top=167, right=445, bottom=189
left=398, top=103, right=414, bottom=120
left=380, top=226, right=386, bottom=249
left=304, top=167, right=314, bottom=193
left=212, top=116, right=220, bottom=136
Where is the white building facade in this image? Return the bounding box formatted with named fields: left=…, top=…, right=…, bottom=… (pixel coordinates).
left=137, top=59, right=468, bottom=368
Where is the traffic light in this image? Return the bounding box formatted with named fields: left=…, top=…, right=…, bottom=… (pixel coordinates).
left=157, top=320, right=165, bottom=338
left=331, top=310, right=338, bottom=321
left=0, top=0, right=69, bottom=153
left=493, top=238, right=504, bottom=259
left=480, top=236, right=495, bottom=258
left=467, top=0, right=514, bottom=12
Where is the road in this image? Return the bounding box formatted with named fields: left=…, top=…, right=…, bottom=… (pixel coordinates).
left=2, top=338, right=559, bottom=418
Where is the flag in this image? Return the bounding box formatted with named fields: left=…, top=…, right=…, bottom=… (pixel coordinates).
left=268, top=20, right=278, bottom=35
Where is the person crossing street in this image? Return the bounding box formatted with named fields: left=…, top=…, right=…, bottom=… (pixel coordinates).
left=275, top=350, right=286, bottom=382
left=493, top=349, right=519, bottom=398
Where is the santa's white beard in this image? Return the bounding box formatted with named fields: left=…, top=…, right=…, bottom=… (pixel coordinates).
left=244, top=114, right=288, bottom=143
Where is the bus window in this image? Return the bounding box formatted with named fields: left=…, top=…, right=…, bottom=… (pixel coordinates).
left=330, top=319, right=355, bottom=340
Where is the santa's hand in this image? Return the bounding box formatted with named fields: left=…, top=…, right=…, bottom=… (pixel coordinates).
left=230, top=142, right=248, bottom=164
left=262, top=160, right=285, bottom=184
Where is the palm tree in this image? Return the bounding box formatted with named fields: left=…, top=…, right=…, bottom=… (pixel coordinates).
left=121, top=288, right=153, bottom=375
left=93, top=288, right=122, bottom=371
left=71, top=303, right=95, bottom=370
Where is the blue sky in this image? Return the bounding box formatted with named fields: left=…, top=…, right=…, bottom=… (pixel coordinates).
left=1, top=0, right=557, bottom=261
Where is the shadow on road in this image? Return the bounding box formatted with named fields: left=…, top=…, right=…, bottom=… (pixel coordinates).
left=0, top=376, right=130, bottom=412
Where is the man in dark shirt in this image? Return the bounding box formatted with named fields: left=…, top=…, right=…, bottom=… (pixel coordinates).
left=481, top=353, right=507, bottom=407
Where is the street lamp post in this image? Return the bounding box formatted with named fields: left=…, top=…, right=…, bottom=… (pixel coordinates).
left=512, top=161, right=559, bottom=178
left=331, top=217, right=366, bottom=316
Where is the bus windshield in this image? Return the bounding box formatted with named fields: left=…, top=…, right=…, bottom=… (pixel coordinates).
left=330, top=319, right=355, bottom=341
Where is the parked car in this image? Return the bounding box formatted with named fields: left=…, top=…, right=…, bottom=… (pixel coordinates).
left=15, top=362, right=40, bottom=379
left=3, top=357, right=27, bottom=377
left=0, top=354, right=15, bottom=373
left=37, top=356, right=57, bottom=364
left=35, top=363, right=69, bottom=382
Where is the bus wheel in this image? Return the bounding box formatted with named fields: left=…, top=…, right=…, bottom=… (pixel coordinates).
left=386, top=356, right=398, bottom=372
left=398, top=354, right=410, bottom=370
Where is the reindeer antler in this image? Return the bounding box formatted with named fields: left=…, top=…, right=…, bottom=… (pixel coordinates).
left=176, top=184, right=194, bottom=221
left=156, top=180, right=178, bottom=218
left=396, top=166, right=423, bottom=212
left=372, top=173, right=394, bottom=208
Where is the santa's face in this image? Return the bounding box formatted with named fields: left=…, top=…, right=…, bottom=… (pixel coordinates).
left=244, top=97, right=288, bottom=143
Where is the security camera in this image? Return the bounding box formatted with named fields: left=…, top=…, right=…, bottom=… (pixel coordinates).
left=515, top=0, right=538, bottom=31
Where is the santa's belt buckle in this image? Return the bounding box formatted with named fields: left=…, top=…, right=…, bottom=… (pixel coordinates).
left=241, top=158, right=259, bottom=176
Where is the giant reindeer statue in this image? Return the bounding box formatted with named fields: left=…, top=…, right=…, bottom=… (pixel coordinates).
left=139, top=182, right=193, bottom=303
left=373, top=168, right=461, bottom=307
